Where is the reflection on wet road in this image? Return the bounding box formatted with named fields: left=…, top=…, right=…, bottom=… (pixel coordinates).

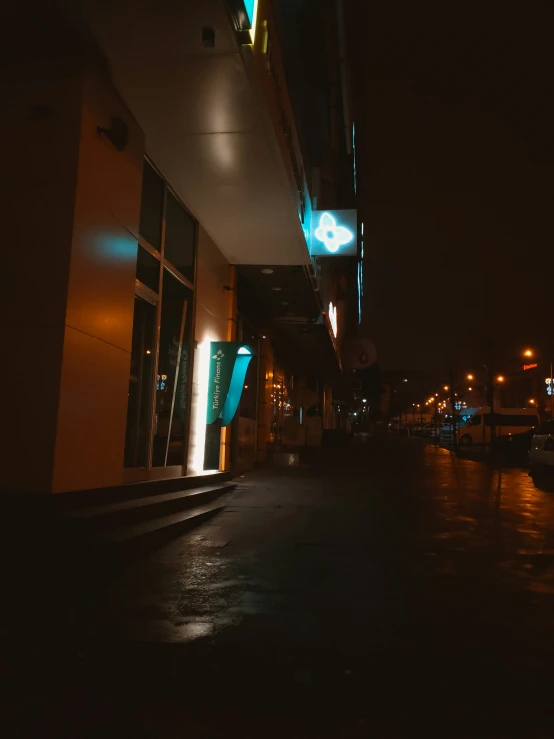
left=25, top=438, right=554, bottom=737
left=100, top=440, right=554, bottom=660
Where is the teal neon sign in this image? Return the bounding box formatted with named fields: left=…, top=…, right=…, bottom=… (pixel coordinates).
left=310, top=210, right=357, bottom=256
left=240, top=0, right=259, bottom=43
left=244, top=0, right=256, bottom=24
left=207, top=342, right=254, bottom=426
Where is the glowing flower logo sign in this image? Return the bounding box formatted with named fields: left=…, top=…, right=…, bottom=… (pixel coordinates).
left=315, top=213, right=353, bottom=253
left=310, top=209, right=357, bottom=256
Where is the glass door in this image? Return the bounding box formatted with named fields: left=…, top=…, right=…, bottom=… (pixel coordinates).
left=152, top=268, right=193, bottom=468
left=124, top=291, right=156, bottom=471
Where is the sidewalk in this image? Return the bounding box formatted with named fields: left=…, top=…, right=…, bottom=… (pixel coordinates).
left=4, top=439, right=554, bottom=737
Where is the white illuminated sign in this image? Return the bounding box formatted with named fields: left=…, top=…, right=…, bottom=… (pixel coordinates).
left=546, top=378, right=553, bottom=396
left=310, top=210, right=357, bottom=257
left=328, top=302, right=338, bottom=338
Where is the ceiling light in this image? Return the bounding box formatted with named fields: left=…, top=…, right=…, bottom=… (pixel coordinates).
left=281, top=301, right=289, bottom=305
left=261, top=268, right=274, bottom=274
left=272, top=286, right=282, bottom=291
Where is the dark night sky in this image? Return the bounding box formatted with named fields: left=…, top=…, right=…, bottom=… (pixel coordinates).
left=347, top=2, right=553, bottom=374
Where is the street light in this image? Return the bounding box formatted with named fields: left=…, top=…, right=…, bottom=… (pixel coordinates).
left=529, top=399, right=536, bottom=405
left=496, top=376, right=505, bottom=383
left=467, top=374, right=474, bottom=381
left=468, top=386, right=472, bottom=391
left=443, top=385, right=449, bottom=391
left=522, top=348, right=553, bottom=419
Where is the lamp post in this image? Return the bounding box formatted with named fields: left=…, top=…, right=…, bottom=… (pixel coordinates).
left=523, top=349, right=554, bottom=420
left=467, top=368, right=504, bottom=447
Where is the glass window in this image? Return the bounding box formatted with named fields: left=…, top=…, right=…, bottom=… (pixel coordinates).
left=152, top=269, right=193, bottom=467
left=470, top=415, right=481, bottom=426
left=164, top=191, right=196, bottom=283
left=139, top=161, right=164, bottom=250
left=484, top=414, right=538, bottom=427
left=124, top=296, right=156, bottom=468
left=136, top=245, right=160, bottom=293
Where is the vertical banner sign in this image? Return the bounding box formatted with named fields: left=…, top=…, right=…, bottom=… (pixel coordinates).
left=207, top=343, right=254, bottom=426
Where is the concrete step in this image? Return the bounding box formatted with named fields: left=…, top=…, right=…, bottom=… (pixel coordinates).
left=67, top=483, right=235, bottom=532
left=52, top=471, right=234, bottom=512
left=104, top=504, right=226, bottom=558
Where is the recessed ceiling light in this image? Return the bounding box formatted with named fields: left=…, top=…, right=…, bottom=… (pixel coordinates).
left=272, top=286, right=282, bottom=291
left=281, top=301, right=289, bottom=305
left=261, top=268, right=274, bottom=274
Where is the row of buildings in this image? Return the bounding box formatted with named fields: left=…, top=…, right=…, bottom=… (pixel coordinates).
left=4, top=0, right=367, bottom=495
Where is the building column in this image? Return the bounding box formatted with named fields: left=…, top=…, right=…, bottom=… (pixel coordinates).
left=221, top=266, right=238, bottom=471
left=256, top=338, right=275, bottom=463
left=51, top=67, right=144, bottom=492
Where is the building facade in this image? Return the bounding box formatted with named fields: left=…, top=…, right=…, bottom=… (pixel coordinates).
left=2, top=0, right=360, bottom=494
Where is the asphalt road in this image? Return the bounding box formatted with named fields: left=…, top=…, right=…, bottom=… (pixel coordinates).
left=6, top=438, right=554, bottom=737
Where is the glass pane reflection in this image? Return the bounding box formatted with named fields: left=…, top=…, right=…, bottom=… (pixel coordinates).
left=152, top=269, right=193, bottom=467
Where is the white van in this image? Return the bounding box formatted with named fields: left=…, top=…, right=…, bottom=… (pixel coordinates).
left=459, top=407, right=540, bottom=446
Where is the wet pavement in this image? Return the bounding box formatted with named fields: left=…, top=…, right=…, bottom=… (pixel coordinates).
left=6, top=437, right=554, bottom=737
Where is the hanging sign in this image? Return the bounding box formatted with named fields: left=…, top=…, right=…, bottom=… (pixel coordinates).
left=207, top=342, right=254, bottom=426
left=310, top=210, right=357, bottom=256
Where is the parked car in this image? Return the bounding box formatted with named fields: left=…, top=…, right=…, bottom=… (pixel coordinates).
left=492, top=420, right=554, bottom=463
left=529, top=427, right=554, bottom=487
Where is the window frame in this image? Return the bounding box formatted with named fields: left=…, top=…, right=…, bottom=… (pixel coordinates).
left=125, top=157, right=199, bottom=478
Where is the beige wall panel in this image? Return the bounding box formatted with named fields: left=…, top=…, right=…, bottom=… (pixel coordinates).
left=77, top=70, right=144, bottom=236
left=0, top=324, right=65, bottom=493
left=65, top=69, right=144, bottom=354
left=2, top=68, right=80, bottom=327
left=1, top=66, right=82, bottom=190
left=53, top=326, right=130, bottom=493
left=187, top=228, right=230, bottom=473
left=0, top=66, right=81, bottom=492
left=195, top=227, right=229, bottom=336
left=6, top=184, right=76, bottom=328
left=65, top=198, right=138, bottom=353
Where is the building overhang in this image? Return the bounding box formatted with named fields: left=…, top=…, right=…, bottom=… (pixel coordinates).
left=80, top=0, right=311, bottom=265
left=237, top=264, right=341, bottom=381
